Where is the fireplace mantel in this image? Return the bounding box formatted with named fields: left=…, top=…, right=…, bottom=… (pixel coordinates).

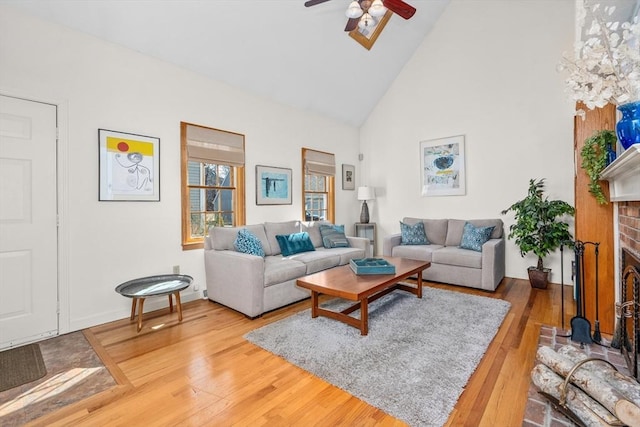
left=600, top=143, right=640, bottom=202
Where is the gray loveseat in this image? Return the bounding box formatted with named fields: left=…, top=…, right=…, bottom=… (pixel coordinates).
left=382, top=218, right=505, bottom=291
left=204, top=220, right=370, bottom=317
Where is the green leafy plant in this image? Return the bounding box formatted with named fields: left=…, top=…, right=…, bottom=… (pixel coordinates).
left=581, top=129, right=616, bottom=205
left=501, top=178, right=575, bottom=271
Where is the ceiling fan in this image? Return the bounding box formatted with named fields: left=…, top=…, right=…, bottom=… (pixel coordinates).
left=304, top=0, right=416, bottom=32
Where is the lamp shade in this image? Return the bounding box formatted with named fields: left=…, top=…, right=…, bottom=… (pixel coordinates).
left=357, top=186, right=376, bottom=201
left=358, top=13, right=376, bottom=30
left=345, top=1, right=363, bottom=19
left=369, top=0, right=387, bottom=17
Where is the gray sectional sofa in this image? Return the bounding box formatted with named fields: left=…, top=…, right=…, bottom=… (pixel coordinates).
left=382, top=217, right=505, bottom=291
left=204, top=220, right=370, bottom=317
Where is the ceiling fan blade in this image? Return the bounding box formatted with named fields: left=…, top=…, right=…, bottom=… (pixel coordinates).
left=344, top=18, right=359, bottom=32
left=383, top=0, right=416, bottom=19
left=304, top=0, right=331, bottom=7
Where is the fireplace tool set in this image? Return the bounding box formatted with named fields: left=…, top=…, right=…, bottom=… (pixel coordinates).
left=571, top=241, right=601, bottom=346
left=559, top=240, right=601, bottom=346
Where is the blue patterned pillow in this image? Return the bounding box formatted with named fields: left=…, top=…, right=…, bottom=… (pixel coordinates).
left=234, top=228, right=265, bottom=257
left=400, top=221, right=430, bottom=245
left=319, top=224, right=350, bottom=248
left=459, top=222, right=495, bottom=252
left=276, top=232, right=315, bottom=256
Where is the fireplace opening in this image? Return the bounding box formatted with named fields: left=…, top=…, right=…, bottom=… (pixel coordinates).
left=619, top=249, right=640, bottom=380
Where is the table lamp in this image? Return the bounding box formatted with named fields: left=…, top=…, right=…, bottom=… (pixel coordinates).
left=357, top=186, right=375, bottom=224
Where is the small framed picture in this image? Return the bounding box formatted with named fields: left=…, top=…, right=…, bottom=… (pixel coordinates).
left=420, top=135, right=466, bottom=197
left=98, top=129, right=160, bottom=201
left=256, top=165, right=292, bottom=205
left=342, top=164, right=355, bottom=190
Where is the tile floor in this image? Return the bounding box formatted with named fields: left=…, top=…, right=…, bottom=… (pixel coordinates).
left=0, top=331, right=116, bottom=426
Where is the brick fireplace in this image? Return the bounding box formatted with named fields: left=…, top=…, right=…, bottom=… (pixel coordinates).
left=600, top=145, right=640, bottom=381
left=620, top=202, right=640, bottom=261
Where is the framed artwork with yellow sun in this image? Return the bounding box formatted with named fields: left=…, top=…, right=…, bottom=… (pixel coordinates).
left=99, top=129, right=160, bottom=201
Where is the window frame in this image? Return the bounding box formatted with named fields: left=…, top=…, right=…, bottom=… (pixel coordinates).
left=301, top=148, right=335, bottom=223
left=181, top=122, right=245, bottom=250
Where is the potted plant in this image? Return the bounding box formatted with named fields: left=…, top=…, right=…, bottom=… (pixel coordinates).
left=501, top=179, right=575, bottom=289
left=581, top=129, right=617, bottom=205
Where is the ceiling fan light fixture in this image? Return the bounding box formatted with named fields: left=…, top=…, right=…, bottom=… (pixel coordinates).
left=368, top=0, right=387, bottom=17
left=358, top=13, right=377, bottom=29
left=346, top=1, right=364, bottom=19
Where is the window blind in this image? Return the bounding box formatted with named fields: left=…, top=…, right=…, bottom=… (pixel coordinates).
left=304, top=149, right=335, bottom=176
left=186, top=124, right=245, bottom=166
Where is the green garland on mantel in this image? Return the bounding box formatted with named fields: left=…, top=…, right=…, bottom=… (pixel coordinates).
left=581, top=129, right=617, bottom=205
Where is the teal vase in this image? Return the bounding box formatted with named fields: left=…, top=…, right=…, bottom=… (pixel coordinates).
left=616, top=101, right=640, bottom=150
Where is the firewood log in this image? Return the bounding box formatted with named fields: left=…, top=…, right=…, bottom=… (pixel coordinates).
left=531, top=364, right=620, bottom=426
left=557, top=345, right=640, bottom=408
left=537, top=346, right=640, bottom=427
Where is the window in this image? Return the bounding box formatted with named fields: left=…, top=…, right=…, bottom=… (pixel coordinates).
left=181, top=122, right=245, bottom=250
left=302, top=148, right=335, bottom=223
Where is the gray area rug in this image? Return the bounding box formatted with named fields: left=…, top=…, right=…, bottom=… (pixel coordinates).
left=245, top=286, right=511, bottom=427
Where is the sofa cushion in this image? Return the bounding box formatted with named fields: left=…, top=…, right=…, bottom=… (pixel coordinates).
left=263, top=256, right=307, bottom=287
left=400, top=221, right=430, bottom=245
left=301, top=220, right=332, bottom=248
left=276, top=232, right=315, bottom=257
left=432, top=246, right=482, bottom=269
left=319, top=224, right=350, bottom=248
left=323, top=246, right=367, bottom=265
left=288, top=250, right=341, bottom=274
left=211, top=224, right=271, bottom=253
left=391, top=244, right=444, bottom=262
left=459, top=222, right=495, bottom=252
left=265, top=221, right=301, bottom=255
left=445, top=219, right=503, bottom=246
left=234, top=228, right=265, bottom=257
left=403, top=217, right=448, bottom=245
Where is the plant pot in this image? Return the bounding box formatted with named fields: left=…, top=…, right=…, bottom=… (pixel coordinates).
left=527, top=266, right=550, bottom=289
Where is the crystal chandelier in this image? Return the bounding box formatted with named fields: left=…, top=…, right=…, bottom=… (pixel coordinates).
left=345, top=0, right=387, bottom=30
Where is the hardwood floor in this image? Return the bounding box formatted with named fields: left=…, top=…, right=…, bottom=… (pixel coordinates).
left=26, top=278, right=576, bottom=426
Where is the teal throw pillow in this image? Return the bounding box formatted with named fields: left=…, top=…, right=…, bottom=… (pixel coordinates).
left=319, top=224, right=350, bottom=248
left=400, top=221, right=430, bottom=245
left=234, top=228, right=265, bottom=257
left=459, top=222, right=495, bottom=252
left=276, top=232, right=315, bottom=256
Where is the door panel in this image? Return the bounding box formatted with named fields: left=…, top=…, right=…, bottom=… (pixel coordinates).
left=0, top=95, right=58, bottom=349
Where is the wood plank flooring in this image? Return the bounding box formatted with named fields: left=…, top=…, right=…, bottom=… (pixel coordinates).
left=25, top=278, right=577, bottom=426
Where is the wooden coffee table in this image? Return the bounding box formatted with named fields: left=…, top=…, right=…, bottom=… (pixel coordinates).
left=296, top=256, right=430, bottom=335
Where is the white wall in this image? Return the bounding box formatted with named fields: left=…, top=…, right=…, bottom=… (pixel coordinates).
left=360, top=0, right=577, bottom=283
left=0, top=6, right=360, bottom=331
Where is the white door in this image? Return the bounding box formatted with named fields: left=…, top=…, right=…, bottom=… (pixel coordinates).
left=0, top=95, right=58, bottom=349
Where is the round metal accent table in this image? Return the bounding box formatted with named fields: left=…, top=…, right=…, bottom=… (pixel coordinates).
left=115, top=274, right=193, bottom=332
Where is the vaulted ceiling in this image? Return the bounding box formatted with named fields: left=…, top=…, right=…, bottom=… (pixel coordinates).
left=4, top=0, right=450, bottom=126
left=4, top=0, right=639, bottom=127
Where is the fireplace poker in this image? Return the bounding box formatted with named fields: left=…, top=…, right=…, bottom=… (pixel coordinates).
left=592, top=243, right=601, bottom=343
left=561, top=245, right=565, bottom=331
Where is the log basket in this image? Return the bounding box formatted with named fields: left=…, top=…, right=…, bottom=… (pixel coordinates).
left=540, top=357, right=624, bottom=427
